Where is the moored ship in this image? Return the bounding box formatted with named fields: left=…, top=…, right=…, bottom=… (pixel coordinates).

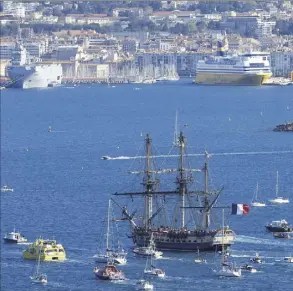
left=194, top=37, right=272, bottom=86
left=6, top=43, right=62, bottom=89
left=114, top=133, right=235, bottom=251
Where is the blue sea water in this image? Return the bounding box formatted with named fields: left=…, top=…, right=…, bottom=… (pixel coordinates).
left=1, top=80, right=293, bottom=291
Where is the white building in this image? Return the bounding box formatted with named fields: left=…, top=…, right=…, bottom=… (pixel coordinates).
left=270, top=51, right=293, bottom=77
left=0, top=41, right=15, bottom=59
left=3, top=1, right=26, bottom=18
left=122, top=38, right=138, bottom=54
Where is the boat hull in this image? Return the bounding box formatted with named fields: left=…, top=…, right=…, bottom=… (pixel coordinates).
left=194, top=72, right=271, bottom=86
left=3, top=238, right=19, bottom=243
left=132, top=230, right=234, bottom=251
left=266, top=226, right=292, bottom=232
left=7, top=64, right=62, bottom=89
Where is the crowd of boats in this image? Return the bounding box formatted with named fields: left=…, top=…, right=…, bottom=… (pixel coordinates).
left=3, top=131, right=292, bottom=289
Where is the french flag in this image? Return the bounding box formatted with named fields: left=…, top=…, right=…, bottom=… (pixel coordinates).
left=231, top=204, right=250, bottom=215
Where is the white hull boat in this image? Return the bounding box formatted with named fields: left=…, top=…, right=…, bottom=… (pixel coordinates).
left=269, top=171, right=289, bottom=204
left=4, top=230, right=27, bottom=243
left=136, top=279, right=153, bottom=290
left=251, top=183, right=266, bottom=207
left=1, top=185, right=14, bottom=192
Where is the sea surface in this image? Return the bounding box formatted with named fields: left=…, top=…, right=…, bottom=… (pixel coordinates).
left=1, top=80, right=293, bottom=291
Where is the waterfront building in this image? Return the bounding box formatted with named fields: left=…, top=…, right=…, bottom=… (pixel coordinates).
left=3, top=1, right=25, bottom=18
left=122, top=38, right=138, bottom=54
left=270, top=51, right=293, bottom=77
left=0, top=41, right=15, bottom=59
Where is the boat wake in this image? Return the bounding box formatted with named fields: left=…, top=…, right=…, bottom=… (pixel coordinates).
left=235, top=235, right=293, bottom=246
left=102, top=150, right=293, bottom=161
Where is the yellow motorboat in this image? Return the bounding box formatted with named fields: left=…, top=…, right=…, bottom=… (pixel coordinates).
left=23, top=238, right=66, bottom=261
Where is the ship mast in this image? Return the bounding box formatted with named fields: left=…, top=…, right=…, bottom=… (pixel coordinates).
left=142, top=134, right=158, bottom=228
left=176, top=132, right=191, bottom=228
left=202, top=151, right=211, bottom=229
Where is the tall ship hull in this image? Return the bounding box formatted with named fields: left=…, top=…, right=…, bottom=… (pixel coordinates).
left=7, top=64, right=62, bottom=89
left=195, top=72, right=271, bottom=86
left=132, top=228, right=234, bottom=251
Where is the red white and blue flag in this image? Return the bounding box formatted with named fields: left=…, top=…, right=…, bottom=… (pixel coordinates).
left=231, top=203, right=249, bottom=215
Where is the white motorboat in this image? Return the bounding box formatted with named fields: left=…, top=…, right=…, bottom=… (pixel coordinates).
left=251, top=183, right=266, bottom=207
left=144, top=253, right=165, bottom=278
left=4, top=229, right=27, bottom=243
left=250, top=253, right=263, bottom=264
left=94, top=199, right=127, bottom=265
left=30, top=246, right=47, bottom=284
left=1, top=185, right=14, bottom=192
left=101, top=156, right=111, bottom=160
left=136, top=279, right=153, bottom=290
left=269, top=171, right=289, bottom=204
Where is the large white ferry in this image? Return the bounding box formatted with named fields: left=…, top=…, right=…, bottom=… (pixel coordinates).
left=7, top=44, right=62, bottom=89
left=195, top=40, right=272, bottom=86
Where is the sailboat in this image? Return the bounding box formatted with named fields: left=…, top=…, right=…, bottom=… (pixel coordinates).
left=251, top=183, right=266, bottom=207
left=144, top=251, right=165, bottom=278
left=194, top=248, right=207, bottom=264
left=216, top=210, right=241, bottom=277
left=269, top=171, right=289, bottom=204
left=30, top=246, right=47, bottom=284
left=114, top=132, right=235, bottom=252
left=133, top=233, right=163, bottom=258
left=94, top=199, right=127, bottom=265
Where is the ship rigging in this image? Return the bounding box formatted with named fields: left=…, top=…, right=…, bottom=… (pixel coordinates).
left=113, top=132, right=235, bottom=251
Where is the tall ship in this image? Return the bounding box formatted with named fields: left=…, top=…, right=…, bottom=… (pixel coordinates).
left=194, top=37, right=272, bottom=86
left=114, top=132, right=235, bottom=251
left=7, top=43, right=62, bottom=89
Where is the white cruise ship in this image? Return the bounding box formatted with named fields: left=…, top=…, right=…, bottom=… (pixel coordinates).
left=195, top=40, right=272, bottom=86
left=7, top=44, right=62, bottom=89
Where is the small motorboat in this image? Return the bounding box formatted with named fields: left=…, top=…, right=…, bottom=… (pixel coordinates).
left=1, top=185, right=14, bottom=192
left=4, top=230, right=27, bottom=243
left=265, top=220, right=292, bottom=232
left=93, top=263, right=125, bottom=280
left=250, top=253, right=263, bottom=264
left=48, top=126, right=52, bottom=132
left=101, top=156, right=111, bottom=160
left=241, top=264, right=257, bottom=273
left=136, top=279, right=153, bottom=290
left=273, top=232, right=291, bottom=239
